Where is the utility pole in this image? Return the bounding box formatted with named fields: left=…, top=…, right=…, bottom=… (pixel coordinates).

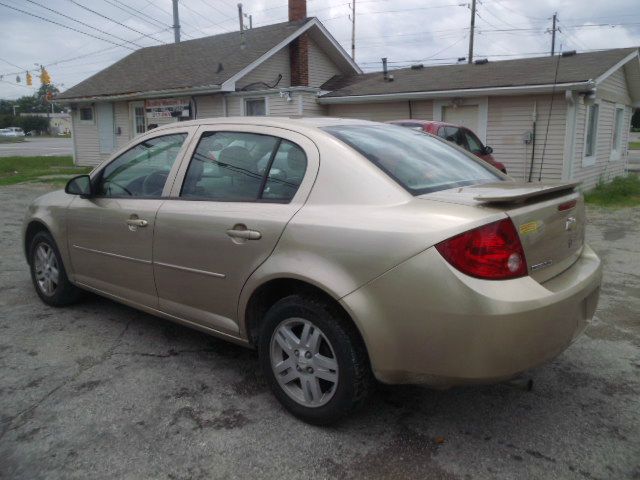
left=238, top=3, right=243, bottom=32
left=172, top=0, right=180, bottom=43
left=467, top=0, right=476, bottom=64
left=550, top=12, right=558, bottom=56
left=249, top=14, right=252, bottom=29
left=350, top=0, right=356, bottom=61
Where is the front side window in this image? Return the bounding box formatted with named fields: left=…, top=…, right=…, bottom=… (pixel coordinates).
left=585, top=104, right=599, bottom=158
left=97, top=133, right=187, bottom=197
left=181, top=131, right=307, bottom=202
left=463, top=129, right=484, bottom=155
left=612, top=107, right=624, bottom=155
left=245, top=98, right=266, bottom=116
left=323, top=124, right=501, bottom=195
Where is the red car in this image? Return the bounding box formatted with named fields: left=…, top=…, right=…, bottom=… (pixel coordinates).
left=388, top=120, right=506, bottom=173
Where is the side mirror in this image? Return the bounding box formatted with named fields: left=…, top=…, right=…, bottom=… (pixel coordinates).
left=484, top=145, right=494, bottom=154
left=65, top=174, right=93, bottom=197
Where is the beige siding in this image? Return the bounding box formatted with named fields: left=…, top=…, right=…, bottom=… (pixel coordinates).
left=572, top=100, right=629, bottom=189
left=308, top=38, right=342, bottom=87
left=114, top=101, right=129, bottom=147
left=409, top=100, right=433, bottom=120
left=572, top=66, right=632, bottom=189
left=598, top=68, right=631, bottom=104
left=196, top=94, right=224, bottom=118
left=301, top=91, right=326, bottom=116
left=486, top=94, right=566, bottom=181
left=327, top=102, right=411, bottom=121
left=236, top=48, right=291, bottom=89
left=226, top=96, right=242, bottom=116
left=268, top=94, right=301, bottom=116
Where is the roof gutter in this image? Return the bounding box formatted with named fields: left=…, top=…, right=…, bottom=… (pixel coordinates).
left=318, top=81, right=596, bottom=104
left=56, top=84, right=226, bottom=103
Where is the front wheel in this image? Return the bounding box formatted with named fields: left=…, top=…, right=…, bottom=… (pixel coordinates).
left=29, top=231, right=83, bottom=307
left=259, top=294, right=373, bottom=425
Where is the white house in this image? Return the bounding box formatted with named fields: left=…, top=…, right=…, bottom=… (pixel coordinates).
left=57, top=0, right=640, bottom=189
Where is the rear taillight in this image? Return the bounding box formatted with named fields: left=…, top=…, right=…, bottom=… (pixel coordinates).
left=435, top=218, right=527, bottom=280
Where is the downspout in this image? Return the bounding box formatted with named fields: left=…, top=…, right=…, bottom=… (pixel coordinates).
left=527, top=102, right=537, bottom=182
left=408, top=100, right=413, bottom=119
left=563, top=90, right=578, bottom=181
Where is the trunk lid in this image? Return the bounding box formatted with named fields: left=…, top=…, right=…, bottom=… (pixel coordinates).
left=419, top=181, right=585, bottom=283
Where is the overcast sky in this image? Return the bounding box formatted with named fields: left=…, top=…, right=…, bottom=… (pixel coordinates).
left=0, top=0, right=639, bottom=100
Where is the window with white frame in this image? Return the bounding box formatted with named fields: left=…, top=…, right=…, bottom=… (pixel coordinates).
left=612, top=107, right=624, bottom=158
left=584, top=103, right=599, bottom=164
left=79, top=106, right=94, bottom=124
left=245, top=98, right=266, bottom=116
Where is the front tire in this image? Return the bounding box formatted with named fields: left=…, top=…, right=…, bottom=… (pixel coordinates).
left=259, top=294, right=373, bottom=425
left=29, top=231, right=82, bottom=307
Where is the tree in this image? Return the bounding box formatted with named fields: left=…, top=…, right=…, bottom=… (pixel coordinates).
left=17, top=115, right=49, bottom=134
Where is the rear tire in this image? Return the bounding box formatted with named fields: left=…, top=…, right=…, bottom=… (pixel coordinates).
left=29, top=231, right=83, bottom=307
left=259, top=294, right=373, bottom=425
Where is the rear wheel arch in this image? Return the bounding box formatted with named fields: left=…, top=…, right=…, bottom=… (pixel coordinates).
left=244, top=278, right=370, bottom=358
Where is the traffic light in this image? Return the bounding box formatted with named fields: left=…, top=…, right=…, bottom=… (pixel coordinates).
left=40, top=67, right=51, bottom=85
left=26, top=72, right=32, bottom=86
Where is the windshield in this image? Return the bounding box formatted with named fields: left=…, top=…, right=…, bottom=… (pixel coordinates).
left=323, top=124, right=502, bottom=195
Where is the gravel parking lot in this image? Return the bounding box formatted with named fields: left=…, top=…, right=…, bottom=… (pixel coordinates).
left=1, top=184, right=639, bottom=480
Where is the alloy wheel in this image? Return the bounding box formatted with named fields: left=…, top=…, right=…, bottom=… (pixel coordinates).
left=34, top=243, right=59, bottom=296
left=270, top=318, right=339, bottom=408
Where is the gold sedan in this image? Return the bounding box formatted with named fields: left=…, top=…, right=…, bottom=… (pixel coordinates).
left=22, top=118, right=602, bottom=424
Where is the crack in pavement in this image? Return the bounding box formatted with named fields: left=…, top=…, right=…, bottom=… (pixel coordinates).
left=0, top=318, right=133, bottom=439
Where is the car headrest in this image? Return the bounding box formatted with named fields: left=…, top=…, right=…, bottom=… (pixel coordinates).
left=287, top=147, right=306, bottom=172
left=219, top=146, right=256, bottom=172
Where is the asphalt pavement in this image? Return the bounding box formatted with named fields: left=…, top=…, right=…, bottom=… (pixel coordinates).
left=0, top=185, right=639, bottom=480
left=0, top=137, right=73, bottom=157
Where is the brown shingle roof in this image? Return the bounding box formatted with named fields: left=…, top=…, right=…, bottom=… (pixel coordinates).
left=58, top=19, right=311, bottom=100
left=320, top=47, right=638, bottom=98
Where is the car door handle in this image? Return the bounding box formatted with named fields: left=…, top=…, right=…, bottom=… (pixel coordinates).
left=226, top=228, right=261, bottom=240
left=126, top=219, right=148, bottom=227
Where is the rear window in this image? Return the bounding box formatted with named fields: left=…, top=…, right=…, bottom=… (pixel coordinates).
left=323, top=124, right=501, bottom=195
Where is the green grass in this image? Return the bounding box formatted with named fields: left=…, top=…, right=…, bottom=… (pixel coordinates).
left=629, top=141, right=640, bottom=150
left=0, top=156, right=92, bottom=186
left=0, top=137, right=25, bottom=143
left=584, top=174, right=640, bottom=208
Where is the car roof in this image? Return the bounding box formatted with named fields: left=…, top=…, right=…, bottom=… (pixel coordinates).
left=388, top=120, right=461, bottom=129
left=151, top=116, right=381, bottom=134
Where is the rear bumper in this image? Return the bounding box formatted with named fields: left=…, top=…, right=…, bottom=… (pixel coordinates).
left=340, top=244, right=602, bottom=386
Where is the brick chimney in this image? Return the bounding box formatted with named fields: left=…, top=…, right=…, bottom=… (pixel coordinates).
left=289, top=0, right=308, bottom=86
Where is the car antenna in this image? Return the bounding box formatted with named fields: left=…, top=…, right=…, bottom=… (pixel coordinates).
left=536, top=44, right=563, bottom=182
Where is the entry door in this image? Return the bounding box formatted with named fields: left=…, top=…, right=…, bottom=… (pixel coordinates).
left=67, top=131, right=191, bottom=307
left=443, top=105, right=479, bottom=132
left=96, top=103, right=115, bottom=154
left=152, top=127, right=317, bottom=335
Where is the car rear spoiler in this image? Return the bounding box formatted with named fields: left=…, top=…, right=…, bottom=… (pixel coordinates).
left=471, top=181, right=580, bottom=204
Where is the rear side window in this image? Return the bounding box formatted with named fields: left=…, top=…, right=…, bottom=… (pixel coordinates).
left=323, top=124, right=500, bottom=195
left=181, top=131, right=307, bottom=202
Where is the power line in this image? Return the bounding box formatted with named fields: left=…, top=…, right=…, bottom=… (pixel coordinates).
left=0, top=2, right=138, bottom=50
left=24, top=0, right=144, bottom=49
left=66, top=0, right=167, bottom=43
left=101, top=0, right=172, bottom=31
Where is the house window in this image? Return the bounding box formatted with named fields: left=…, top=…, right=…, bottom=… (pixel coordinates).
left=584, top=103, right=599, bottom=162
left=245, top=98, right=266, bottom=116
left=79, top=107, right=94, bottom=123
left=612, top=107, right=624, bottom=158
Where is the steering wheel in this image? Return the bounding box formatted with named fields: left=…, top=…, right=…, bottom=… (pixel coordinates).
left=142, top=172, right=168, bottom=196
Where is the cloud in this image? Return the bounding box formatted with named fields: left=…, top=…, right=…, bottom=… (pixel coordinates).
left=0, top=0, right=638, bottom=99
